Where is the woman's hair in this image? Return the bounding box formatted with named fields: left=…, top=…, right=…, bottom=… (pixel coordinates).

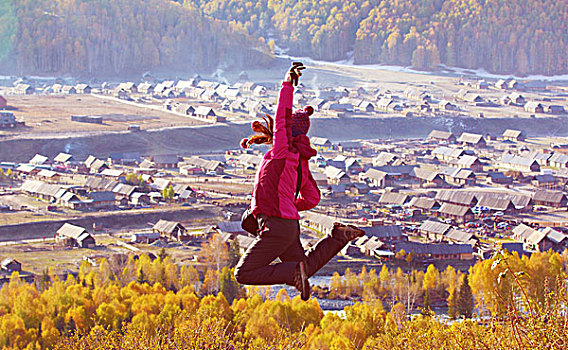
left=240, top=114, right=274, bottom=148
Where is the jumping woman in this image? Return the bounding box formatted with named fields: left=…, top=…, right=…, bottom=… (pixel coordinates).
left=234, top=62, right=365, bottom=301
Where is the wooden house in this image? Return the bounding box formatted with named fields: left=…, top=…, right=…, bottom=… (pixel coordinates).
left=438, top=203, right=474, bottom=223
left=524, top=102, right=544, bottom=113
left=1, top=258, right=22, bottom=272
left=532, top=190, right=567, bottom=208
left=56, top=223, right=96, bottom=248
left=152, top=220, right=189, bottom=241
left=458, top=133, right=486, bottom=148
left=394, top=241, right=474, bottom=261
left=503, top=129, right=526, bottom=142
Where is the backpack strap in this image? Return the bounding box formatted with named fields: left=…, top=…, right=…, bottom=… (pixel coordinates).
left=295, top=157, right=302, bottom=200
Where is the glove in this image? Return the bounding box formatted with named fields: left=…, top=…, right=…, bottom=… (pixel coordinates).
left=285, top=62, right=306, bottom=86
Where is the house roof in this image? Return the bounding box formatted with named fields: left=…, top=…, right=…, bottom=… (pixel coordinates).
left=37, top=169, right=58, bottom=178
left=89, top=191, right=116, bottom=202
left=303, top=213, right=336, bottom=230
left=432, top=146, right=465, bottom=159
left=476, top=196, right=514, bottom=211
left=112, top=183, right=136, bottom=196
left=365, top=168, right=388, bottom=182
left=195, top=106, right=216, bottom=116
left=153, top=154, right=178, bottom=164
left=503, top=129, right=525, bottom=138
left=445, top=228, right=476, bottom=244
left=311, top=137, right=331, bottom=146
left=501, top=154, right=538, bottom=168
left=30, top=154, right=49, bottom=165
left=435, top=190, right=477, bottom=206
left=419, top=220, right=451, bottom=235
left=409, top=197, right=439, bottom=210
left=378, top=192, right=409, bottom=205
left=57, top=223, right=88, bottom=239
left=428, top=130, right=454, bottom=140
left=458, top=133, right=484, bottom=145
left=532, top=190, right=566, bottom=204
left=216, top=221, right=246, bottom=234
left=54, top=153, right=73, bottom=163
left=410, top=167, right=440, bottom=182
left=438, top=203, right=472, bottom=217
left=363, top=225, right=403, bottom=239
left=395, top=241, right=473, bottom=255
left=153, top=219, right=185, bottom=234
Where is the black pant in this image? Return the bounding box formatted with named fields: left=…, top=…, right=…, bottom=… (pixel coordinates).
left=234, top=214, right=347, bottom=286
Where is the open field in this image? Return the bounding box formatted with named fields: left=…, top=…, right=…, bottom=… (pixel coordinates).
left=0, top=94, right=208, bottom=136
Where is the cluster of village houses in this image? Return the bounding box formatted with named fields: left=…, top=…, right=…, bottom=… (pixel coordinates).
left=3, top=123, right=568, bottom=277
left=2, top=74, right=566, bottom=130
left=2, top=74, right=568, bottom=277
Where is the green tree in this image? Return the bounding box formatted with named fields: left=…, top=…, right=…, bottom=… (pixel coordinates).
left=457, top=275, right=474, bottom=319
left=218, top=267, right=244, bottom=304
left=161, top=185, right=175, bottom=201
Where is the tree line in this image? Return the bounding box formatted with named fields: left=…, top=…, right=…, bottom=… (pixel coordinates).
left=187, top=0, right=568, bottom=76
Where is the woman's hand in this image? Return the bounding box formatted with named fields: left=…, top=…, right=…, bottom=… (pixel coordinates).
left=285, top=62, right=306, bottom=86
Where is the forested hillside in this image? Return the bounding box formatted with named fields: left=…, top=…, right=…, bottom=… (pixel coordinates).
left=0, top=0, right=272, bottom=76
left=1, top=0, right=566, bottom=76
left=188, top=0, right=568, bottom=76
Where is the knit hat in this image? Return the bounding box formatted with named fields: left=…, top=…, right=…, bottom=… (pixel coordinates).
left=291, top=106, right=314, bottom=137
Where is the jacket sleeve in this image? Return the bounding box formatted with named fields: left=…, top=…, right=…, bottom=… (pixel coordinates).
left=272, top=81, right=294, bottom=159
left=295, top=161, right=321, bottom=211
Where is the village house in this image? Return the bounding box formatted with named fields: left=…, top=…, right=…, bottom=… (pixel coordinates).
left=0, top=95, right=7, bottom=108
left=443, top=228, right=478, bottom=245
left=310, top=137, right=333, bottom=151
left=441, top=167, right=476, bottom=186
left=29, top=154, right=49, bottom=166
left=1, top=258, right=22, bottom=272
left=89, top=192, right=116, bottom=209
left=435, top=190, right=478, bottom=207
left=378, top=191, right=409, bottom=206
left=455, top=155, right=483, bottom=171
left=548, top=105, right=566, bottom=115
left=458, top=132, right=486, bottom=148
left=409, top=197, right=440, bottom=214
left=337, top=141, right=363, bottom=155
left=431, top=146, right=467, bottom=163
left=36, top=169, right=61, bottom=183
left=532, top=174, right=558, bottom=189
left=14, top=84, right=34, bottom=95
left=138, top=82, right=155, bottom=94
left=152, top=220, right=190, bottom=242
left=21, top=180, right=64, bottom=202
left=394, top=241, right=474, bottom=261
left=502, top=129, right=526, bottom=142
left=56, top=223, right=96, bottom=248
left=363, top=224, right=406, bottom=242
left=376, top=98, right=403, bottom=112
left=524, top=101, right=545, bottom=113
left=53, top=153, right=74, bottom=165
left=410, top=167, right=444, bottom=187
left=0, top=111, right=16, bottom=128
left=324, top=166, right=350, bottom=185
left=512, top=224, right=567, bottom=252
left=437, top=203, right=474, bottom=223
left=303, top=213, right=336, bottom=236
left=488, top=171, right=513, bottom=185
left=500, top=154, right=540, bottom=172
left=549, top=153, right=568, bottom=168
left=532, top=190, right=567, bottom=208
left=373, top=152, right=400, bottom=166
left=428, top=130, right=457, bottom=143
left=361, top=168, right=389, bottom=188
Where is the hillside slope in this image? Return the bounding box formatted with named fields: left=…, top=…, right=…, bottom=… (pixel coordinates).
left=0, top=0, right=272, bottom=76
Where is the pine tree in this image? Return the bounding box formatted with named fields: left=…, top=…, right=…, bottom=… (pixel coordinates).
left=457, top=275, right=474, bottom=319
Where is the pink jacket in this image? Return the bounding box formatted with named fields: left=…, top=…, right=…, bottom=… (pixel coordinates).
left=250, top=81, right=320, bottom=220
